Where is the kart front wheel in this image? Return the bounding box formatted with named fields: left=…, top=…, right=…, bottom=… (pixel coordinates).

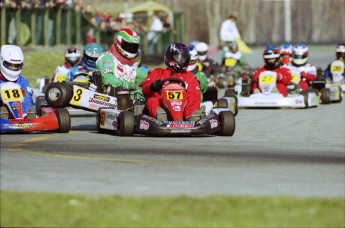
left=45, top=82, right=73, bottom=108
left=55, top=108, right=71, bottom=133
left=218, top=111, right=235, bottom=136
left=118, top=111, right=135, bottom=136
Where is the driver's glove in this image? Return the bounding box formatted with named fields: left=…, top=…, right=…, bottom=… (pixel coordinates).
left=89, top=83, right=97, bottom=92
left=122, top=81, right=136, bottom=90
left=150, top=79, right=163, bottom=92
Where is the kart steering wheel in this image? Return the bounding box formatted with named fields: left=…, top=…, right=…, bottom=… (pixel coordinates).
left=161, top=77, right=186, bottom=88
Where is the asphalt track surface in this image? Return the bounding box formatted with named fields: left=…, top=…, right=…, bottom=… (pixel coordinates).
left=1, top=46, right=344, bottom=198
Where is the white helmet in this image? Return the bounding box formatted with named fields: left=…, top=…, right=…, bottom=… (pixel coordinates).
left=195, top=42, right=208, bottom=61
left=65, top=46, right=81, bottom=66
left=187, top=45, right=198, bottom=72
left=292, top=44, right=308, bottom=66
left=1, top=45, right=24, bottom=81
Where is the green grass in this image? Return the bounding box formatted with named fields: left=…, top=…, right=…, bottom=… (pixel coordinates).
left=22, top=48, right=66, bottom=87
left=1, top=191, right=344, bottom=227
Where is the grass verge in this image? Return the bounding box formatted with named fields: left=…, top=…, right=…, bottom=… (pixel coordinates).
left=1, top=191, right=344, bottom=227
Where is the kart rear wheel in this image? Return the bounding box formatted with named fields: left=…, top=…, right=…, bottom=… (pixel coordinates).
left=320, top=88, right=331, bottom=104
left=118, top=111, right=135, bottom=136
left=55, top=108, right=71, bottom=133
left=45, top=82, right=73, bottom=108
left=218, top=111, right=235, bottom=136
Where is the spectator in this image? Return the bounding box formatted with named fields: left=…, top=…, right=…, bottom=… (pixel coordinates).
left=147, top=13, right=163, bottom=54
left=220, top=14, right=241, bottom=46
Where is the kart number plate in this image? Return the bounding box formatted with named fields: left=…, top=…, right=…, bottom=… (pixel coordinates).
left=1, top=88, right=23, bottom=101
left=225, top=58, right=236, bottom=67
left=71, top=87, right=84, bottom=105
left=291, top=73, right=299, bottom=83
left=259, top=75, right=275, bottom=84
left=56, top=74, right=67, bottom=82
left=166, top=91, right=183, bottom=100
left=331, top=65, right=344, bottom=73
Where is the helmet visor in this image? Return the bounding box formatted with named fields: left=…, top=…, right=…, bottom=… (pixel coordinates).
left=3, top=61, right=23, bottom=71
left=173, top=54, right=188, bottom=65
left=121, top=40, right=139, bottom=54
left=197, top=51, right=207, bottom=56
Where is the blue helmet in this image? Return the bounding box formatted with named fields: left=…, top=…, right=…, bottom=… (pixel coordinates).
left=82, top=43, right=103, bottom=71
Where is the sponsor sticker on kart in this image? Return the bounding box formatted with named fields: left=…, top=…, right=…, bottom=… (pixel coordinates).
left=9, top=123, right=34, bottom=129
left=167, top=121, right=195, bottom=128
left=71, top=87, right=84, bottom=106
left=140, top=120, right=149, bottom=130
left=209, top=119, right=218, bottom=129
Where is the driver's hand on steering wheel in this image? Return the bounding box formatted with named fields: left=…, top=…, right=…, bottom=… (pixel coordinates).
left=150, top=79, right=163, bottom=92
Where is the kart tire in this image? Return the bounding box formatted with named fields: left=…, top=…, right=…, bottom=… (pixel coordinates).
left=96, top=108, right=111, bottom=134
left=224, top=89, right=236, bottom=97
left=45, top=82, right=73, bottom=108
left=35, top=95, right=47, bottom=116
left=118, top=111, right=135, bottom=136
left=55, top=108, right=71, bottom=133
left=218, top=111, right=235, bottom=136
left=320, top=88, right=331, bottom=104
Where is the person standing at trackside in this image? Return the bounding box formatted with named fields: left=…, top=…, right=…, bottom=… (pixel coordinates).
left=323, top=43, right=345, bottom=83
left=0, top=45, right=36, bottom=119
left=251, top=45, right=292, bottom=97
left=289, top=44, right=317, bottom=91
left=147, top=13, right=163, bottom=54
left=220, top=14, right=241, bottom=46
left=140, top=43, right=203, bottom=122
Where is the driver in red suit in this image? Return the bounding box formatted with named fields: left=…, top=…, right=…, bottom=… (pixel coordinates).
left=140, top=43, right=202, bottom=122
left=251, top=45, right=292, bottom=97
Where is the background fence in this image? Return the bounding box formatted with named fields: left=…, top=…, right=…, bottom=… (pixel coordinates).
left=1, top=0, right=344, bottom=51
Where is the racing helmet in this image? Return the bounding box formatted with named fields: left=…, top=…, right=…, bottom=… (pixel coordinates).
left=292, top=44, right=308, bottom=66
left=335, top=43, right=345, bottom=60
left=164, top=42, right=191, bottom=72
left=263, top=45, right=281, bottom=70
left=65, top=46, right=81, bottom=66
left=280, top=43, right=292, bottom=65
left=135, top=49, right=142, bottom=67
left=81, top=43, right=103, bottom=71
left=0, top=45, right=24, bottom=81
left=115, top=28, right=140, bottom=60
left=195, top=42, right=208, bottom=61
left=187, top=45, right=199, bottom=72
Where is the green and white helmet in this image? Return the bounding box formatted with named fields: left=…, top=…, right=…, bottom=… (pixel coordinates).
left=115, top=28, right=140, bottom=60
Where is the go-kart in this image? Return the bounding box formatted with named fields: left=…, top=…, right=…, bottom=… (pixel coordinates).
left=1, top=82, right=70, bottom=133
left=96, top=78, right=236, bottom=137
left=328, top=60, right=345, bottom=92
left=235, top=70, right=319, bottom=108
left=43, top=72, right=119, bottom=112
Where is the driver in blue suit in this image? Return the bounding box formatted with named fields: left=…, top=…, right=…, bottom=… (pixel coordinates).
left=0, top=45, right=36, bottom=119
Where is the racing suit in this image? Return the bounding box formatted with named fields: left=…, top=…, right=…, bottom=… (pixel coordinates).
left=0, top=72, right=34, bottom=114
left=96, top=45, right=146, bottom=91
left=251, top=66, right=292, bottom=97
left=289, top=63, right=317, bottom=91
left=52, top=62, right=74, bottom=82
left=324, top=60, right=345, bottom=82
left=140, top=68, right=201, bottom=119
